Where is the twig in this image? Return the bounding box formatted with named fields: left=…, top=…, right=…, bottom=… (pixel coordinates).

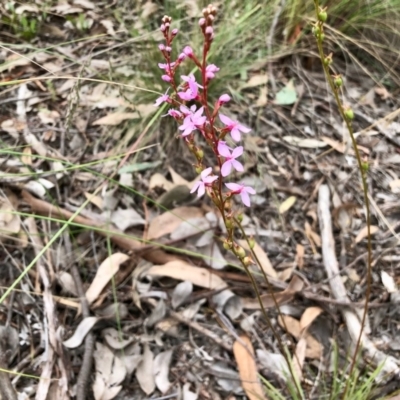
left=0, top=327, right=18, bottom=400
left=318, top=184, right=399, bottom=381
left=266, top=0, right=286, bottom=93
left=169, top=310, right=232, bottom=352
left=64, top=233, right=94, bottom=400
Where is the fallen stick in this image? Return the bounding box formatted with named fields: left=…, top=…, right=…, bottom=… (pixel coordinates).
left=318, top=184, right=399, bottom=381
left=22, top=190, right=178, bottom=265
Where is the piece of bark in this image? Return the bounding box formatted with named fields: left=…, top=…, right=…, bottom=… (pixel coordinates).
left=318, top=184, right=399, bottom=381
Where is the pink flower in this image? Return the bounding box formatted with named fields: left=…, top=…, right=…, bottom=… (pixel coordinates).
left=162, top=75, right=172, bottom=83
left=178, top=88, right=198, bottom=101
left=154, top=91, right=170, bottom=107
left=218, top=141, right=244, bottom=177
left=183, top=46, right=193, bottom=57
left=178, top=106, right=206, bottom=137
left=225, top=183, right=256, bottom=207
left=168, top=109, right=182, bottom=119
left=206, top=64, right=219, bottom=80
left=191, top=167, right=218, bottom=197
left=181, top=73, right=203, bottom=93
left=158, top=62, right=175, bottom=73
left=218, top=94, right=231, bottom=105
left=219, top=113, right=251, bottom=142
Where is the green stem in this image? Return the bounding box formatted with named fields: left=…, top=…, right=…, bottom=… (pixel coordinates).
left=312, top=2, right=373, bottom=399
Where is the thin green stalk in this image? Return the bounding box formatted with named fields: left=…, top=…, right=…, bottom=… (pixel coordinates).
left=312, top=3, right=373, bottom=399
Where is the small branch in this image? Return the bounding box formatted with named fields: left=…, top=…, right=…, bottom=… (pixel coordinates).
left=64, top=233, right=94, bottom=400
left=318, top=184, right=399, bottom=381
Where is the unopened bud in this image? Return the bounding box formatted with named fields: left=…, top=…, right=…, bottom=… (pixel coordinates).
left=334, top=75, right=343, bottom=87
left=323, top=54, right=332, bottom=66
left=318, top=10, right=327, bottom=22
left=223, top=240, right=232, bottom=250
left=218, top=94, right=231, bottom=105
left=242, top=256, right=252, bottom=266
left=234, top=245, right=246, bottom=259
left=248, top=237, right=255, bottom=249
left=344, top=107, right=354, bottom=120
left=160, top=24, right=166, bottom=32
left=158, top=44, right=166, bottom=51
left=225, top=217, right=234, bottom=230
left=195, top=165, right=203, bottom=174
left=195, top=148, right=204, bottom=159
left=165, top=46, right=172, bottom=53
left=236, top=213, right=243, bottom=223
left=205, top=26, right=213, bottom=36
left=171, top=28, right=178, bottom=36
left=199, top=17, right=206, bottom=27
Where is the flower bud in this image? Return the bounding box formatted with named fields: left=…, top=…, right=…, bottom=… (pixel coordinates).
left=312, top=25, right=321, bottom=37
left=334, top=75, right=343, bottom=87
left=223, top=239, right=232, bottom=250
left=225, top=217, right=234, bottom=230
left=160, top=24, right=166, bottom=32
left=205, top=26, right=213, bottom=36
left=320, top=33, right=325, bottom=41
left=165, top=46, right=172, bottom=53
left=318, top=11, right=327, bottom=22
left=199, top=17, right=206, bottom=27
left=344, top=107, right=354, bottom=120
left=195, top=165, right=203, bottom=174
left=218, top=94, right=231, bottom=105
left=171, top=28, right=178, bottom=36
left=242, top=256, right=252, bottom=266
left=236, top=213, right=243, bottom=223
left=183, top=46, right=193, bottom=57
left=158, top=44, right=166, bottom=51
left=233, top=245, right=246, bottom=259
left=248, top=237, right=255, bottom=249
left=195, top=148, right=204, bottom=159
left=161, top=74, right=172, bottom=82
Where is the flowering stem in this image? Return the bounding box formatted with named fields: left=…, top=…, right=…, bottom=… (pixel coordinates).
left=312, top=3, right=372, bottom=398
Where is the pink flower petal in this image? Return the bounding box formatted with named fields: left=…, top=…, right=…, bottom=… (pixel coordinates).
left=231, top=159, right=244, bottom=172
left=219, top=113, right=233, bottom=125
left=241, top=191, right=251, bottom=207
left=232, top=146, right=243, bottom=158
left=197, top=183, right=205, bottom=197
left=201, top=167, right=212, bottom=179
left=230, top=129, right=241, bottom=142
left=225, top=182, right=242, bottom=191
left=218, top=141, right=231, bottom=157
left=221, top=161, right=232, bottom=177
left=190, top=181, right=201, bottom=194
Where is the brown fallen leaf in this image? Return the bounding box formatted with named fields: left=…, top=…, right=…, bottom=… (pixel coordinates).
left=147, top=206, right=204, bottom=240
left=86, top=253, right=130, bottom=304
left=293, top=337, right=307, bottom=381
left=278, top=315, right=323, bottom=360
left=233, top=335, right=266, bottom=400
left=279, top=196, right=297, bottom=214
left=354, top=225, right=379, bottom=244
left=147, top=260, right=227, bottom=290
left=243, top=275, right=304, bottom=310
left=63, top=316, right=99, bottom=348
left=300, top=307, right=323, bottom=332
left=92, top=112, right=136, bottom=126
left=238, top=240, right=277, bottom=278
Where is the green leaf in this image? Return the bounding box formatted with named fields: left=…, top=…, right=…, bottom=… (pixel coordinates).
left=275, top=79, right=297, bottom=105
left=118, top=161, right=161, bottom=175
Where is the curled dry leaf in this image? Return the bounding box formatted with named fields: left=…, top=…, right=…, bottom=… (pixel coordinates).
left=257, top=349, right=289, bottom=382
left=147, top=207, right=204, bottom=240
left=279, top=195, right=297, bottom=214
left=355, top=225, right=379, bottom=244
left=136, top=344, right=156, bottom=395
left=172, top=281, right=193, bottom=309
left=92, top=112, right=136, bottom=126
left=300, top=307, right=323, bottom=332
left=154, top=349, right=173, bottom=394
left=93, top=342, right=126, bottom=400
left=146, top=260, right=227, bottom=290
left=233, top=335, right=266, bottom=400
left=86, top=253, right=130, bottom=305
left=278, top=315, right=323, bottom=359
left=63, top=316, right=99, bottom=348
left=110, top=208, right=145, bottom=231
left=102, top=327, right=135, bottom=350
left=238, top=240, right=277, bottom=278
